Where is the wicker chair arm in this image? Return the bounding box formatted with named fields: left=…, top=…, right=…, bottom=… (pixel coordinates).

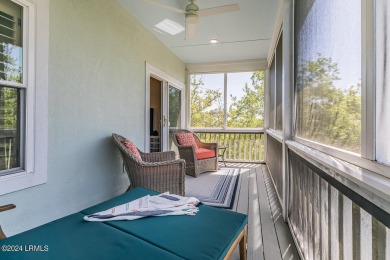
left=140, top=151, right=176, bottom=162
left=192, top=133, right=218, bottom=151
left=198, top=142, right=218, bottom=151
left=175, top=144, right=196, bottom=150
left=136, top=158, right=185, bottom=168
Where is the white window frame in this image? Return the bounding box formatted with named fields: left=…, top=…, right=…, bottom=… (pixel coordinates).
left=0, top=0, right=48, bottom=195
left=288, top=0, right=390, bottom=179
left=267, top=28, right=283, bottom=132
left=264, top=0, right=390, bottom=180
left=187, top=60, right=267, bottom=131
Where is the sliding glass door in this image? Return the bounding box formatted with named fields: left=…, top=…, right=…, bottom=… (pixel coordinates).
left=160, top=83, right=183, bottom=152
left=168, top=85, right=182, bottom=153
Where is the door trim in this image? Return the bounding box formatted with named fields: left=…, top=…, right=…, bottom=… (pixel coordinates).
left=145, top=63, right=185, bottom=152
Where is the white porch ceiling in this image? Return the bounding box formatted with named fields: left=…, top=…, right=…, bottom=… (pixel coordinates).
left=117, top=0, right=281, bottom=64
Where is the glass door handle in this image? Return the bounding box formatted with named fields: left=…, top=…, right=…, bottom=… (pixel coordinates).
left=162, top=115, right=167, bottom=127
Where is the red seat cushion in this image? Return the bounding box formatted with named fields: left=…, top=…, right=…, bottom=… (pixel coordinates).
left=122, top=139, right=142, bottom=160
left=176, top=133, right=198, bottom=148
left=196, top=148, right=216, bottom=160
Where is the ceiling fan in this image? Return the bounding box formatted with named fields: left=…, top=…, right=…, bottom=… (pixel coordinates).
left=143, top=0, right=240, bottom=39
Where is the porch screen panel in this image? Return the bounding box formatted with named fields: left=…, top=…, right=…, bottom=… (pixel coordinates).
left=294, top=0, right=361, bottom=154
left=269, top=58, right=276, bottom=129
left=275, top=35, right=283, bottom=131
left=266, top=134, right=283, bottom=203
left=376, top=0, right=390, bottom=165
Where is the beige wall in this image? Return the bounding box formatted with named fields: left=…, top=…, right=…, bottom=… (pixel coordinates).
left=2, top=0, right=185, bottom=236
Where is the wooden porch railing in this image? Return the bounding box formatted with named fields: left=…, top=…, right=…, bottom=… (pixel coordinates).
left=193, top=129, right=265, bottom=163
left=288, top=147, right=390, bottom=260
left=266, top=133, right=390, bottom=260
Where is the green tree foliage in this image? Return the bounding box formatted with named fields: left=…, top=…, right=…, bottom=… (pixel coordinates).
left=168, top=87, right=181, bottom=129
left=296, top=55, right=361, bottom=153
left=1, top=87, right=18, bottom=130
left=0, top=43, right=21, bottom=169
left=227, top=71, right=265, bottom=128
left=168, top=87, right=182, bottom=151
left=0, top=44, right=20, bottom=130
left=190, top=75, right=224, bottom=128
left=0, top=44, right=22, bottom=83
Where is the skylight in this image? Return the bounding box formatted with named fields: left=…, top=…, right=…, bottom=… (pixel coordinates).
left=155, top=19, right=184, bottom=35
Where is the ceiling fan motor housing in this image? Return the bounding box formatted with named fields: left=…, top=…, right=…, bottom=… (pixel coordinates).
left=185, top=3, right=199, bottom=24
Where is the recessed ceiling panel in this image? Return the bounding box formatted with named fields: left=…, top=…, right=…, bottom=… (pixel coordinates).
left=221, top=40, right=271, bottom=61
left=117, top=0, right=281, bottom=64
left=170, top=44, right=227, bottom=63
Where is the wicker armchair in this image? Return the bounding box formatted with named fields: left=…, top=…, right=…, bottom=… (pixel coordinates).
left=112, top=133, right=186, bottom=196
left=0, top=204, right=16, bottom=239
left=172, top=129, right=218, bottom=178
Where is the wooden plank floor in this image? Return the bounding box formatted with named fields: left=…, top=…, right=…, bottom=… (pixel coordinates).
left=223, top=163, right=300, bottom=260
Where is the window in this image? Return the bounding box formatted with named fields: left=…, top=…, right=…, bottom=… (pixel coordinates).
left=190, top=73, right=224, bottom=128
left=275, top=35, right=283, bottom=131
left=0, top=0, right=48, bottom=195
left=0, top=0, right=24, bottom=174
left=294, top=0, right=361, bottom=154
left=190, top=71, right=264, bottom=129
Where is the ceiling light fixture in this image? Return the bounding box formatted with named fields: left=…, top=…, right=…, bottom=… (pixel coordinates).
left=210, top=39, right=219, bottom=44
left=155, top=19, right=184, bottom=35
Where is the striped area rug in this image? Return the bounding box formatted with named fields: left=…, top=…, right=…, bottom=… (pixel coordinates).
left=185, top=168, right=240, bottom=209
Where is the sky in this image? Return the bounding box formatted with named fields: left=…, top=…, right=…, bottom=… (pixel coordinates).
left=296, top=0, right=361, bottom=91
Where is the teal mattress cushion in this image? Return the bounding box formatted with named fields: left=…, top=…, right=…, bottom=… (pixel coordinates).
left=1, top=187, right=247, bottom=259
left=81, top=187, right=248, bottom=260
left=0, top=213, right=182, bottom=260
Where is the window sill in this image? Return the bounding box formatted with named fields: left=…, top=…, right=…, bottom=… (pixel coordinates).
left=191, top=128, right=265, bottom=134
left=266, top=128, right=283, bottom=142
left=292, top=136, right=390, bottom=179
left=0, top=170, right=46, bottom=195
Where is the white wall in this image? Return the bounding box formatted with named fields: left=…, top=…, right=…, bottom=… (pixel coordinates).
left=0, top=0, right=185, bottom=236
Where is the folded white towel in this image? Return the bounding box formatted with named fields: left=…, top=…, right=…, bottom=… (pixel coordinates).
left=84, top=192, right=200, bottom=222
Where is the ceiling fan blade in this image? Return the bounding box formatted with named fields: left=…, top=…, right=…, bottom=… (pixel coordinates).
left=198, top=4, right=240, bottom=17
left=143, top=0, right=186, bottom=14
left=186, top=22, right=197, bottom=40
